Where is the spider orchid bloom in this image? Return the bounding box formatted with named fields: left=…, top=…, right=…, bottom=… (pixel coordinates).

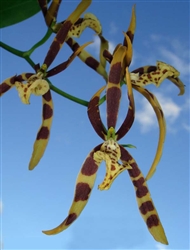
left=100, top=5, right=185, bottom=181
left=0, top=41, right=90, bottom=170
left=0, top=0, right=95, bottom=170
left=42, top=40, right=168, bottom=245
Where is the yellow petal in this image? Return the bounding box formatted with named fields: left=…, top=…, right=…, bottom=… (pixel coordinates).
left=29, top=90, right=53, bottom=170
left=120, top=146, right=168, bottom=245
left=133, top=85, right=166, bottom=180
left=42, top=146, right=101, bottom=235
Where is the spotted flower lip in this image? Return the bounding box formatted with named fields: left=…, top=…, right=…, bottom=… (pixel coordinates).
left=15, top=72, right=50, bottom=104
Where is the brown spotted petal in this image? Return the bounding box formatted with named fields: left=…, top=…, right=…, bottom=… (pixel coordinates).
left=67, top=12, right=102, bottom=38
left=95, top=139, right=132, bottom=190
left=133, top=85, right=166, bottom=181
left=131, top=61, right=185, bottom=95
left=88, top=85, right=107, bottom=140
left=29, top=90, right=53, bottom=170
left=120, top=146, right=168, bottom=245
left=42, top=145, right=102, bottom=235
left=107, top=45, right=127, bottom=129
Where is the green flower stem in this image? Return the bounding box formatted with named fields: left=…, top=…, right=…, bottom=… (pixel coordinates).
left=0, top=28, right=53, bottom=69
left=48, top=81, right=89, bottom=107
left=24, top=28, right=53, bottom=57
left=0, top=41, right=24, bottom=57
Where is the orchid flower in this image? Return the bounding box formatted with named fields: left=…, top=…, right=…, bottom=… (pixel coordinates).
left=0, top=0, right=94, bottom=170
left=97, top=5, right=185, bottom=180
left=42, top=32, right=168, bottom=245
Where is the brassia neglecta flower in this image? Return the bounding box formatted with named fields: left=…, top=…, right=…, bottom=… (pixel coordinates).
left=42, top=23, right=169, bottom=244
left=0, top=0, right=98, bottom=170
left=99, top=5, right=185, bottom=180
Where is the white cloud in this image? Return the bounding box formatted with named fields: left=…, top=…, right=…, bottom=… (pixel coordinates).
left=88, top=35, right=116, bottom=55
left=0, top=200, right=2, bottom=214
left=159, top=47, right=190, bottom=76
left=182, top=122, right=190, bottom=132
left=136, top=92, right=181, bottom=133
left=109, top=21, right=118, bottom=35
left=156, top=93, right=181, bottom=122
left=149, top=35, right=190, bottom=77
left=155, top=243, right=168, bottom=250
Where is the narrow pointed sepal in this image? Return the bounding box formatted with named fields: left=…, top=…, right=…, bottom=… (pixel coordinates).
left=116, top=67, right=135, bottom=140
left=42, top=145, right=101, bottom=235
left=107, top=45, right=127, bottom=129
left=88, top=85, right=107, bottom=140
left=29, top=90, right=53, bottom=170
left=120, top=146, right=168, bottom=245
left=46, top=41, right=92, bottom=77
left=99, top=35, right=109, bottom=68
left=66, top=37, right=108, bottom=80
left=133, top=85, right=166, bottom=180
left=124, top=5, right=136, bottom=44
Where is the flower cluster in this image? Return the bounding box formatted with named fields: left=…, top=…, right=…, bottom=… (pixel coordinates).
left=0, top=0, right=185, bottom=246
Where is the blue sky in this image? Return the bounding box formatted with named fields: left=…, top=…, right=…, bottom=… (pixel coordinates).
left=0, top=0, right=189, bottom=249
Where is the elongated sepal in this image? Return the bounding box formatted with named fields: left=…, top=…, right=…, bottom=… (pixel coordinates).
left=123, top=33, right=133, bottom=66
left=131, top=61, right=185, bottom=95
left=29, top=90, right=53, bottom=170
left=99, top=35, right=109, bottom=68
left=123, top=5, right=136, bottom=44
left=116, top=67, right=135, bottom=140
left=0, top=76, right=16, bottom=96
left=88, top=86, right=107, bottom=140
left=46, top=0, right=61, bottom=28
left=43, top=0, right=92, bottom=68
left=42, top=145, right=101, bottom=235
left=120, top=146, right=168, bottom=245
left=107, top=45, right=126, bottom=129
left=133, top=86, right=166, bottom=180
left=47, top=41, right=92, bottom=77
left=66, top=37, right=108, bottom=80
left=103, top=49, right=113, bottom=64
